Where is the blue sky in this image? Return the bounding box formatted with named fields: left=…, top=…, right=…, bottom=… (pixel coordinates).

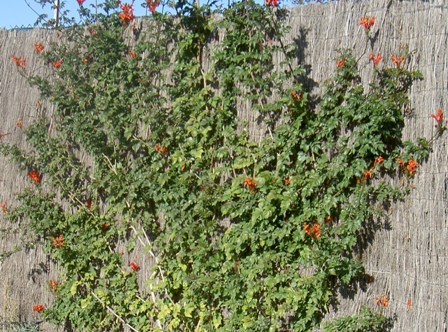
left=0, top=1, right=150, bottom=29
left=0, top=0, right=330, bottom=29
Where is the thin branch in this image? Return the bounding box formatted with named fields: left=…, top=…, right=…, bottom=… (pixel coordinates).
left=23, top=0, right=42, bottom=20
left=130, top=225, right=175, bottom=304
left=91, top=291, right=140, bottom=332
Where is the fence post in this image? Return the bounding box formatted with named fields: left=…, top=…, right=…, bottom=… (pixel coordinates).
left=54, top=0, right=60, bottom=27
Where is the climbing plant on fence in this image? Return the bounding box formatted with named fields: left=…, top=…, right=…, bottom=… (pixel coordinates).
left=3, top=0, right=444, bottom=331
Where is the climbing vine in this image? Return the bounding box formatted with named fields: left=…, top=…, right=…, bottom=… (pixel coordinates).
left=3, top=0, right=444, bottom=331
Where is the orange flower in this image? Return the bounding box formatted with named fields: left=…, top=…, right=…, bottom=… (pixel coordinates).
left=397, top=157, right=403, bottom=167
left=129, top=50, right=137, bottom=59
left=290, top=91, right=302, bottom=102
left=52, top=235, right=64, bottom=248
left=85, top=199, right=92, bottom=209
left=33, top=42, right=44, bottom=54
left=154, top=144, right=168, bottom=155
left=405, top=158, right=417, bottom=176
left=27, top=170, right=41, bottom=184
left=391, top=53, right=405, bottom=67
left=360, top=16, right=375, bottom=31
left=431, top=108, right=443, bottom=125
left=381, top=294, right=389, bottom=307
left=336, top=59, right=345, bottom=68
left=49, top=279, right=58, bottom=292
left=0, top=202, right=9, bottom=213
left=101, top=223, right=110, bottom=231
left=311, top=223, right=321, bottom=238
left=146, top=0, right=159, bottom=13
left=118, top=3, right=135, bottom=24
left=303, top=222, right=321, bottom=239
left=374, top=155, right=384, bottom=166
left=325, top=215, right=333, bottom=224
left=243, top=176, right=256, bottom=191
left=363, top=168, right=373, bottom=180
left=303, top=222, right=310, bottom=234
left=77, top=0, right=86, bottom=5
left=265, top=0, right=278, bottom=7
left=369, top=52, right=383, bottom=66
left=16, top=117, right=23, bottom=129
left=130, top=261, right=140, bottom=271
left=283, top=176, right=291, bottom=186
left=375, top=293, right=389, bottom=307
left=32, top=304, right=45, bottom=313
left=52, top=59, right=63, bottom=69
left=11, top=55, right=26, bottom=69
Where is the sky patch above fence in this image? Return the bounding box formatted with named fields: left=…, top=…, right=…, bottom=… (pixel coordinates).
left=0, top=0, right=336, bottom=29
left=0, top=0, right=146, bottom=29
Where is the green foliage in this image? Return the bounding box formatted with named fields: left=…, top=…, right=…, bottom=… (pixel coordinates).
left=2, top=0, right=439, bottom=331
left=323, top=306, right=392, bottom=332
left=0, top=320, right=41, bottom=332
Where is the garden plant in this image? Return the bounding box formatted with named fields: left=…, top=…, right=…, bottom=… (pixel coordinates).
left=3, top=0, right=445, bottom=331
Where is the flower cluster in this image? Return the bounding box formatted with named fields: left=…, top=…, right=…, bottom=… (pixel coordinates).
left=32, top=304, right=45, bottom=313
left=52, top=235, right=64, bottom=248
left=373, top=155, right=384, bottom=167
left=27, top=170, right=41, bottom=184
left=391, top=53, right=405, bottom=67
left=398, top=157, right=417, bottom=176
left=243, top=176, right=256, bottom=192
left=85, top=199, right=92, bottom=209
left=405, top=158, right=417, bottom=176
left=431, top=108, right=443, bottom=125
left=146, top=0, right=158, bottom=14
left=118, top=3, right=135, bottom=24
left=375, top=293, right=389, bottom=307
left=303, top=222, right=321, bottom=239
left=11, top=55, right=26, bottom=69
left=362, top=156, right=384, bottom=182
left=155, top=144, right=168, bottom=155
left=363, top=168, right=373, bottom=180
left=265, top=0, right=278, bottom=7
left=290, top=91, right=302, bottom=102
left=360, top=16, right=375, bottom=31
left=52, top=59, right=63, bottom=69
left=49, top=279, right=58, bottom=292
left=336, top=59, right=345, bottom=68
left=369, top=52, right=383, bottom=66
left=130, top=261, right=140, bottom=271
left=33, top=42, right=44, bottom=54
